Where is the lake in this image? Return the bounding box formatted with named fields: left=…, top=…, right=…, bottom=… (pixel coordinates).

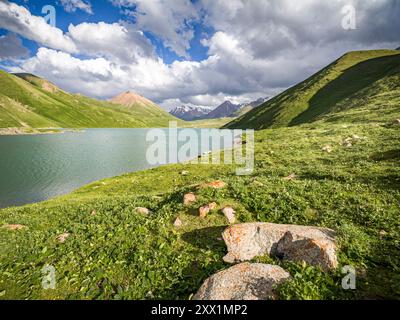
left=0, top=128, right=233, bottom=209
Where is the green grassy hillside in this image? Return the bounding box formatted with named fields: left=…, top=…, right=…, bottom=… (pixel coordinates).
left=0, top=71, right=179, bottom=130
left=225, top=50, right=400, bottom=129
left=0, top=108, right=399, bottom=299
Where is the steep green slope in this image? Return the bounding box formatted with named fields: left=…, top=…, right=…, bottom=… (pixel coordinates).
left=0, top=71, right=179, bottom=129
left=226, top=50, right=400, bottom=129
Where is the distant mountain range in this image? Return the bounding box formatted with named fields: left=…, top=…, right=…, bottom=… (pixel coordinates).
left=0, top=70, right=178, bottom=130
left=169, top=105, right=210, bottom=121
left=170, top=97, right=269, bottom=121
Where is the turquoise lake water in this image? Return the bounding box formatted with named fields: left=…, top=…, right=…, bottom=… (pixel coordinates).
left=0, top=128, right=233, bottom=208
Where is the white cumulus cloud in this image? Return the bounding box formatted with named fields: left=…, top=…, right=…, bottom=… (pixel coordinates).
left=59, top=0, right=93, bottom=14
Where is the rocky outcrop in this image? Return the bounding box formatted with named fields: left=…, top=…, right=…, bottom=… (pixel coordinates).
left=276, top=231, right=338, bottom=271
left=193, top=263, right=290, bottom=300
left=222, top=222, right=338, bottom=270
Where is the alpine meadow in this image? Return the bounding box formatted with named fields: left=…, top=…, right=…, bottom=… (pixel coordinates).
left=0, top=0, right=399, bottom=307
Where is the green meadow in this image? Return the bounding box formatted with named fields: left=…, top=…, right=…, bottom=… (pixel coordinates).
left=0, top=49, right=399, bottom=300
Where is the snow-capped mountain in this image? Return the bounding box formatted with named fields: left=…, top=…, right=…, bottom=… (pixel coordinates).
left=169, top=97, right=270, bottom=121
left=169, top=105, right=210, bottom=121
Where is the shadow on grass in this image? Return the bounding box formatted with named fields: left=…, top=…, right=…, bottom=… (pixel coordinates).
left=301, top=170, right=400, bottom=192
left=182, top=226, right=227, bottom=253
left=370, top=149, right=400, bottom=161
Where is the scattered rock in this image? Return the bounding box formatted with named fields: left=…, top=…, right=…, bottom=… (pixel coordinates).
left=201, top=180, right=226, bottom=189
left=56, top=233, right=70, bottom=243
left=322, top=145, right=333, bottom=153
left=193, top=263, right=291, bottom=300
left=208, top=202, right=218, bottom=211
left=183, top=192, right=197, bottom=206
left=379, top=230, right=387, bottom=238
left=135, top=207, right=151, bottom=215
left=3, top=224, right=27, bottom=231
left=174, top=217, right=183, bottom=228
left=283, top=173, right=296, bottom=181
left=222, top=207, right=236, bottom=224
left=342, top=138, right=353, bottom=148
left=222, top=222, right=338, bottom=270
left=199, top=205, right=210, bottom=218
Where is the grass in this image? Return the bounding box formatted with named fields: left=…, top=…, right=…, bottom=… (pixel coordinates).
left=0, top=103, right=399, bottom=299
left=179, top=117, right=234, bottom=128
left=0, top=71, right=179, bottom=129
left=225, top=50, right=400, bottom=129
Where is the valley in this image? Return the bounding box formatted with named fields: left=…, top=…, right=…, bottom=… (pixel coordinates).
left=0, top=49, right=399, bottom=300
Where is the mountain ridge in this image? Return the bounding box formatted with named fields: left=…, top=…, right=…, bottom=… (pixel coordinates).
left=170, top=97, right=269, bottom=121
left=225, top=49, right=400, bottom=129
left=170, top=105, right=210, bottom=121
left=0, top=70, right=179, bottom=130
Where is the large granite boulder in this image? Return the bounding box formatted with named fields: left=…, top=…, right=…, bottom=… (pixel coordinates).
left=222, top=222, right=338, bottom=270
left=193, top=263, right=290, bottom=300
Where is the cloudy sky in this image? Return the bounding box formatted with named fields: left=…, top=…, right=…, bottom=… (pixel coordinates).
left=0, top=0, right=399, bottom=110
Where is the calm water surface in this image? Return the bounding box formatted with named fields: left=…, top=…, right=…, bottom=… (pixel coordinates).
left=0, top=128, right=232, bottom=208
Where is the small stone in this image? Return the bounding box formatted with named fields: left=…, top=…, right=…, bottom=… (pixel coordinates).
left=222, top=206, right=236, bottom=224
left=322, top=145, right=333, bottom=153
left=90, top=210, right=97, bottom=216
left=342, top=137, right=353, bottom=148
left=208, top=202, right=218, bottom=211
left=283, top=173, right=296, bottom=181
left=180, top=170, right=189, bottom=176
left=56, top=233, right=70, bottom=243
left=379, top=230, right=387, bottom=237
left=199, top=205, right=210, bottom=218
left=183, top=193, right=197, bottom=206
left=352, top=134, right=361, bottom=140
left=193, top=263, right=291, bottom=300
left=135, top=207, right=150, bottom=215
left=3, top=224, right=27, bottom=231
left=174, top=217, right=183, bottom=228
left=392, top=119, right=400, bottom=125
left=201, top=180, right=226, bottom=189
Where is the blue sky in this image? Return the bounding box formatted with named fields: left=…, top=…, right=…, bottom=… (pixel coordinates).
left=4, top=0, right=210, bottom=64
left=1, top=0, right=399, bottom=109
